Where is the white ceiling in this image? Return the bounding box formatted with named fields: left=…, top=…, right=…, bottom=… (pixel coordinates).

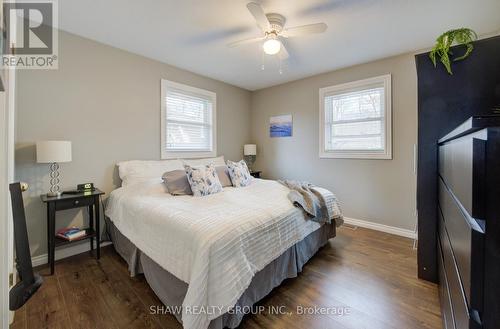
left=59, top=0, right=500, bottom=90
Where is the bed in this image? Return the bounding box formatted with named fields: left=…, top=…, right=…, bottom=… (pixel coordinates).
left=105, top=159, right=343, bottom=329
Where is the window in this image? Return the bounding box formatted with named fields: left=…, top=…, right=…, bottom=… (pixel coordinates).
left=161, top=79, right=216, bottom=159
left=319, top=74, right=392, bottom=159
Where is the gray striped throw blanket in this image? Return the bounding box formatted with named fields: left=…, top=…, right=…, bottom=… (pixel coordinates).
left=279, top=180, right=343, bottom=226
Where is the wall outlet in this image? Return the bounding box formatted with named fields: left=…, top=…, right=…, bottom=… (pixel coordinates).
left=9, top=272, right=14, bottom=287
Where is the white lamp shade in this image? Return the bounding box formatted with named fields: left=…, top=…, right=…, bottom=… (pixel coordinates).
left=244, top=144, right=257, bottom=156
left=36, top=141, right=72, bottom=163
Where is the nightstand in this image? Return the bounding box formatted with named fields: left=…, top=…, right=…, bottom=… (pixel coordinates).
left=41, top=189, right=105, bottom=275
left=250, top=171, right=261, bottom=178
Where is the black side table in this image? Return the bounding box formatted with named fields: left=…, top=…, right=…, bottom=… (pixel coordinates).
left=41, top=189, right=105, bottom=275
left=250, top=171, right=262, bottom=178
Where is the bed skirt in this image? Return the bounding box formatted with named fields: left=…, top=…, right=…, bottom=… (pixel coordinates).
left=105, top=217, right=336, bottom=329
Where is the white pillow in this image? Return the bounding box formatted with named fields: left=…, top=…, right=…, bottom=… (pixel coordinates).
left=181, top=156, right=225, bottom=167
left=117, top=159, right=184, bottom=186
left=226, top=160, right=252, bottom=187
left=184, top=164, right=223, bottom=197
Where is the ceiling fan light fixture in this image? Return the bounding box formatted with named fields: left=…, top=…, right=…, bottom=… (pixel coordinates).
left=263, top=36, right=281, bottom=55
left=228, top=3, right=327, bottom=66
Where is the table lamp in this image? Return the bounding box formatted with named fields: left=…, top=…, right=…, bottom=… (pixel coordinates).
left=36, top=141, right=72, bottom=197
left=243, top=144, right=257, bottom=173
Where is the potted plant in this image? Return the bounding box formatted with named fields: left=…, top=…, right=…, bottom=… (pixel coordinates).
left=429, top=28, right=477, bottom=75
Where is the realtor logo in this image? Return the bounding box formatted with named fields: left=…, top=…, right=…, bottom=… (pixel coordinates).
left=2, top=0, right=58, bottom=69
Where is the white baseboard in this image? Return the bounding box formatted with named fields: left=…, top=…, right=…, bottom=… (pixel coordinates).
left=31, top=241, right=112, bottom=267
left=343, top=217, right=417, bottom=240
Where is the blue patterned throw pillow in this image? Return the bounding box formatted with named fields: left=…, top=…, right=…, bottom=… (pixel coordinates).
left=226, top=160, right=252, bottom=187
left=184, top=164, right=223, bottom=197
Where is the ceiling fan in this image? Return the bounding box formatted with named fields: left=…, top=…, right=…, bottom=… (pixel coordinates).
left=228, top=2, right=328, bottom=59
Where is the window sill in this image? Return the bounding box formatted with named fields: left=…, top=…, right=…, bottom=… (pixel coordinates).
left=319, top=150, right=392, bottom=160
left=161, top=150, right=216, bottom=159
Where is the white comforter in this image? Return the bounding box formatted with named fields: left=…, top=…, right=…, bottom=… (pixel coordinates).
left=105, top=178, right=341, bottom=329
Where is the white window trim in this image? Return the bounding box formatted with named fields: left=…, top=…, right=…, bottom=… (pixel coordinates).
left=161, top=79, right=217, bottom=159
left=318, top=74, right=392, bottom=160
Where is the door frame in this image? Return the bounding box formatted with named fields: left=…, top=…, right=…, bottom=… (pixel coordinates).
left=1, top=0, right=18, bottom=324
left=1, top=63, right=16, bottom=329
left=0, top=88, right=9, bottom=329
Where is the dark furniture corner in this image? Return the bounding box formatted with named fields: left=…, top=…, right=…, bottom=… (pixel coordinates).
left=250, top=171, right=261, bottom=178
left=41, top=189, right=105, bottom=275
left=9, top=183, right=43, bottom=310
left=416, top=35, right=500, bottom=283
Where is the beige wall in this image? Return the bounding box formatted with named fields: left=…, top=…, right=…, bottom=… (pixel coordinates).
left=250, top=54, right=417, bottom=230
left=16, top=31, right=252, bottom=257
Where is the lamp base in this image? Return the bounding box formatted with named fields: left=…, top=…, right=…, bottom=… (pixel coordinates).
left=48, top=162, right=62, bottom=197
left=244, top=155, right=256, bottom=173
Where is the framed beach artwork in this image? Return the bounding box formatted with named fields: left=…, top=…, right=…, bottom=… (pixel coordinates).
left=270, top=114, right=292, bottom=137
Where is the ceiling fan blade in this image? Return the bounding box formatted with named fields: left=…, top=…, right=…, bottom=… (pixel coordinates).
left=246, top=2, right=271, bottom=32
left=227, top=36, right=264, bottom=48
left=282, top=23, right=328, bottom=38
left=279, top=43, right=289, bottom=59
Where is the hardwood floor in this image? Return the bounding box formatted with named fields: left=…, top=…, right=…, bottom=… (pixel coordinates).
left=10, top=227, right=442, bottom=329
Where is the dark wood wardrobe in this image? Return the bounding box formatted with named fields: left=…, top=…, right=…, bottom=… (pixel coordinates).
left=416, top=36, right=500, bottom=329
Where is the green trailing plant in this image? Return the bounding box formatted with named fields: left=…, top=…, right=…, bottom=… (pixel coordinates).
left=429, top=28, right=478, bottom=75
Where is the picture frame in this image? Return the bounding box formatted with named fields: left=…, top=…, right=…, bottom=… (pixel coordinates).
left=270, top=114, right=292, bottom=137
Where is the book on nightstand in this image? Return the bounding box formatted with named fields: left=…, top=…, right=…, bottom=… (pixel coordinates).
left=56, top=227, right=87, bottom=241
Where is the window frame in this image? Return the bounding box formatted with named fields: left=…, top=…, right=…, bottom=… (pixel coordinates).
left=161, top=79, right=217, bottom=159
left=318, top=74, right=392, bottom=160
